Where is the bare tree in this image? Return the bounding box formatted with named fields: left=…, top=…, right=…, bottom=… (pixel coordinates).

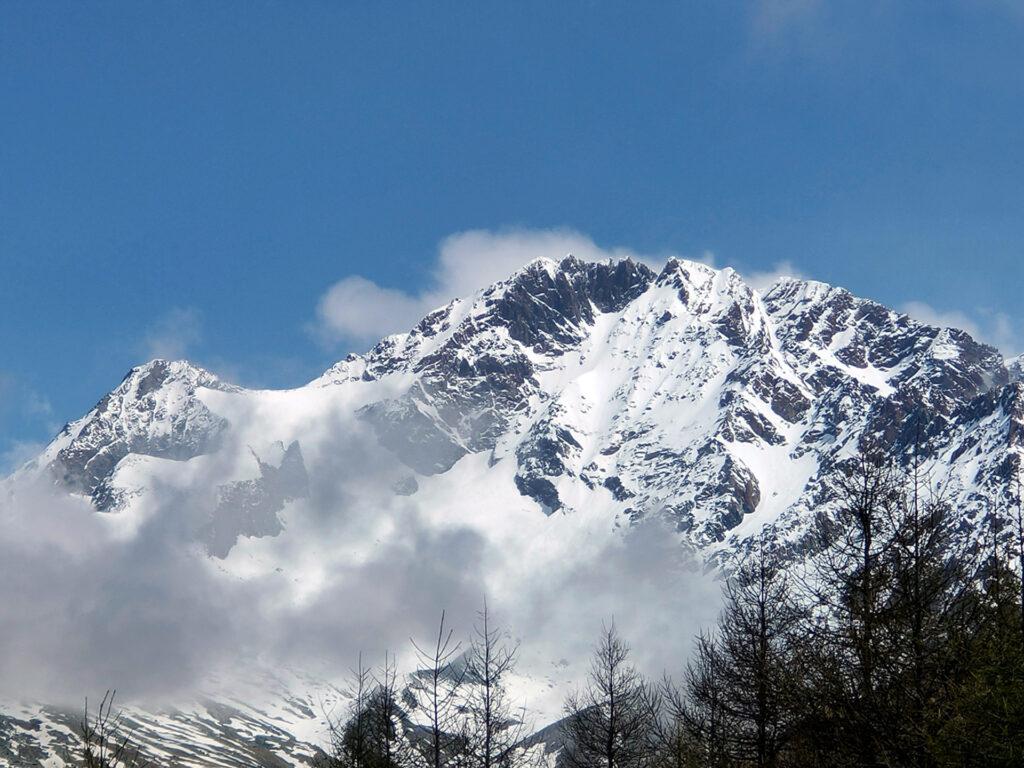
left=464, top=600, right=526, bottom=768
left=806, top=450, right=902, bottom=766
left=650, top=700, right=700, bottom=768
left=412, top=611, right=466, bottom=768
left=561, top=623, right=660, bottom=768
left=324, top=654, right=374, bottom=768
left=675, top=631, right=730, bottom=768
left=371, top=652, right=413, bottom=768
left=78, top=690, right=148, bottom=768
left=884, top=458, right=976, bottom=768
left=324, top=652, right=412, bottom=768
left=715, top=538, right=803, bottom=768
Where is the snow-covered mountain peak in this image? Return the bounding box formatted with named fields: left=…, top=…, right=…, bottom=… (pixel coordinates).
left=44, top=358, right=237, bottom=510
left=4, top=255, right=1024, bottom=765
left=122, top=358, right=235, bottom=396
left=21, top=256, right=1016, bottom=529
left=511, top=254, right=563, bottom=278
left=656, top=255, right=715, bottom=278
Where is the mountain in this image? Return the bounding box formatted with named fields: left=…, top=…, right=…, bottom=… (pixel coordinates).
left=1009, top=353, right=1024, bottom=382
left=2, top=256, right=1021, bottom=766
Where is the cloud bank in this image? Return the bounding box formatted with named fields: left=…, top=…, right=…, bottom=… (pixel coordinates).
left=0, top=402, right=722, bottom=714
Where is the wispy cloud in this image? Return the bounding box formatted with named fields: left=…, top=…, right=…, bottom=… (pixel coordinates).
left=980, top=0, right=1024, bottom=22
left=140, top=307, right=203, bottom=361
left=900, top=300, right=1020, bottom=356
left=0, top=439, right=46, bottom=475
left=745, top=0, right=900, bottom=63
left=0, top=373, right=56, bottom=476
left=749, top=0, right=823, bottom=43
left=743, top=260, right=808, bottom=291
left=0, top=372, right=55, bottom=424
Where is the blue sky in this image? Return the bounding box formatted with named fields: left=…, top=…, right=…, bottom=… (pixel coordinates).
left=2, top=1, right=1023, bottom=468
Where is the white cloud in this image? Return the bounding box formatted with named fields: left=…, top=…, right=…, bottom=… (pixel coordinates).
left=0, top=439, right=45, bottom=475
left=901, top=302, right=983, bottom=340
left=0, top=402, right=723, bottom=705
left=432, top=228, right=669, bottom=297
left=314, top=277, right=426, bottom=345
left=141, top=307, right=203, bottom=361
left=900, top=301, right=1021, bottom=356
left=743, top=260, right=808, bottom=291
left=312, top=228, right=710, bottom=347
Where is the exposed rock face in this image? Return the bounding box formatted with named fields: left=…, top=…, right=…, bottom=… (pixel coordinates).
left=356, top=258, right=656, bottom=478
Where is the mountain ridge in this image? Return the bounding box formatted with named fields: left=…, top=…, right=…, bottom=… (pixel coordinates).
left=12, top=255, right=1020, bottom=555
left=2, top=255, right=1021, bottom=766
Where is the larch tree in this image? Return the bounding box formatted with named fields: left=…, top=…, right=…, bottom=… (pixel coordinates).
left=464, top=600, right=525, bottom=768
left=561, top=623, right=660, bottom=768
left=411, top=611, right=466, bottom=768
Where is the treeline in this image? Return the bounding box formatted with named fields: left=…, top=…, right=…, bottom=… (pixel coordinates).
left=641, top=451, right=1024, bottom=768
left=324, top=452, right=1024, bottom=768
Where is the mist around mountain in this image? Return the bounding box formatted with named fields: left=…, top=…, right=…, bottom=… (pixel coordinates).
left=1, top=255, right=1022, bottom=766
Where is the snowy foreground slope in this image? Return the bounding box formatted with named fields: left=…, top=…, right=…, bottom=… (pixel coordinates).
left=2, top=256, right=1022, bottom=766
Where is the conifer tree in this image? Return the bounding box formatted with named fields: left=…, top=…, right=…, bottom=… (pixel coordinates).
left=713, top=538, right=803, bottom=768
